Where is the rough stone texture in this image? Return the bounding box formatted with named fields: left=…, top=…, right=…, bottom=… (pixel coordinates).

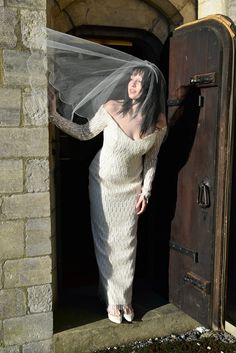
left=0, top=221, right=24, bottom=261
left=53, top=10, right=73, bottom=33
left=181, top=1, right=197, bottom=22
left=0, top=289, right=26, bottom=319
left=2, top=50, right=47, bottom=87
left=0, top=8, right=17, bottom=49
left=3, top=256, right=51, bottom=288
left=67, top=0, right=162, bottom=30
left=0, top=88, right=21, bottom=127
left=0, top=347, right=20, bottom=353
left=0, top=320, right=3, bottom=346
left=170, top=0, right=190, bottom=11
left=22, top=339, right=53, bottom=353
left=0, top=160, right=23, bottom=194
left=198, top=0, right=227, bottom=18
left=3, top=312, right=53, bottom=346
left=0, top=127, right=49, bottom=158
left=26, top=218, right=51, bottom=257
left=228, top=0, right=236, bottom=22
left=25, top=159, right=49, bottom=193
left=0, top=265, right=2, bottom=290
left=6, top=0, right=46, bottom=9
left=23, top=88, right=48, bottom=126
left=58, top=0, right=74, bottom=10
left=28, top=284, right=52, bottom=313
left=21, top=9, right=46, bottom=50
left=0, top=193, right=50, bottom=220
left=152, top=17, right=170, bottom=43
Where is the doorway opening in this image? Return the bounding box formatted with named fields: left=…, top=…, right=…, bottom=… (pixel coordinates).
left=54, top=26, right=171, bottom=331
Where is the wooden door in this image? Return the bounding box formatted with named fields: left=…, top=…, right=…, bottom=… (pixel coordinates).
left=168, top=15, right=236, bottom=328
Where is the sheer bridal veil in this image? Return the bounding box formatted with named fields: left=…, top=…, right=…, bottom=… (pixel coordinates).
left=47, top=28, right=166, bottom=121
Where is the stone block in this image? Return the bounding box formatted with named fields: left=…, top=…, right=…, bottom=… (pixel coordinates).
left=0, top=160, right=23, bottom=194
left=181, top=1, right=197, bottom=23
left=6, top=0, right=46, bottom=9
left=171, top=0, right=189, bottom=11
left=0, top=88, right=21, bottom=127
left=58, top=0, right=74, bottom=10
left=198, top=0, right=227, bottom=18
left=0, top=347, right=20, bottom=353
left=21, top=10, right=46, bottom=50
left=67, top=0, right=158, bottom=29
left=0, top=8, right=17, bottom=49
left=152, top=17, right=169, bottom=44
left=0, top=127, right=49, bottom=158
left=0, top=320, right=3, bottom=346
left=3, top=50, right=47, bottom=87
left=0, top=265, right=2, bottom=289
left=228, top=0, right=236, bottom=22
left=1, top=193, right=50, bottom=220
left=0, top=289, right=26, bottom=319
left=53, top=11, right=73, bottom=33
left=3, top=312, right=53, bottom=346
left=26, top=218, right=51, bottom=256
left=27, top=284, right=52, bottom=313
left=3, top=256, right=51, bottom=288
left=25, top=159, right=49, bottom=193
left=0, top=221, right=24, bottom=261
left=23, top=88, right=48, bottom=126
left=22, top=339, right=52, bottom=353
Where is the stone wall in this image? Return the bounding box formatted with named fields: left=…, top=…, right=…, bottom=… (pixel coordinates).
left=198, top=0, right=236, bottom=22
left=0, top=1, right=53, bottom=352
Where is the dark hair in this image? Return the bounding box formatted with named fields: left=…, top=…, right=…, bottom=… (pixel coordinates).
left=119, top=65, right=166, bottom=137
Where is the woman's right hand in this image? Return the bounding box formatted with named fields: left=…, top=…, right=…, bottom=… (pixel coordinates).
left=48, top=88, right=57, bottom=116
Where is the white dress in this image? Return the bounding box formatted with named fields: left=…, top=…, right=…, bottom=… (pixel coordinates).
left=51, top=105, right=167, bottom=308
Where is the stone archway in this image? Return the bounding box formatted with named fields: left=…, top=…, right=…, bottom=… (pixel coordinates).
left=47, top=0, right=197, bottom=42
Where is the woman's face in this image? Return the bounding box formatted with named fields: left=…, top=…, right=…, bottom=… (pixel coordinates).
left=128, top=71, right=143, bottom=101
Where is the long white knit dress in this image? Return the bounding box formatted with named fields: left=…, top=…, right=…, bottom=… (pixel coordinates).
left=50, top=105, right=167, bottom=308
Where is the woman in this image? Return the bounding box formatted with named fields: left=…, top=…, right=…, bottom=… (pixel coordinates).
left=48, top=65, right=167, bottom=324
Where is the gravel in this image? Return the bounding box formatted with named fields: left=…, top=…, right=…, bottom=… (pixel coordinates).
left=94, top=327, right=236, bottom=352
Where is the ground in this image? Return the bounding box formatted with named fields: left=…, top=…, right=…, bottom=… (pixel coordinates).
left=94, top=327, right=236, bottom=353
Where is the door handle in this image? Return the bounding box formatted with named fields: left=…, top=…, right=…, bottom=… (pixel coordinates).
left=197, top=179, right=210, bottom=208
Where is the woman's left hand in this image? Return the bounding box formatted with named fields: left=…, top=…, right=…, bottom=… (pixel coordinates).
left=136, top=194, right=148, bottom=215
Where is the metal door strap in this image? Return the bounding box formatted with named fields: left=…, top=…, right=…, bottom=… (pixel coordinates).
left=184, top=271, right=211, bottom=294
left=169, top=240, right=198, bottom=263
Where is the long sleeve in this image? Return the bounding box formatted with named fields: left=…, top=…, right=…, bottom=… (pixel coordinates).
left=49, top=105, right=108, bottom=140
left=142, top=127, right=167, bottom=199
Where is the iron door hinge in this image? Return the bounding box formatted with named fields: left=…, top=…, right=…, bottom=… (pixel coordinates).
left=169, top=240, right=198, bottom=263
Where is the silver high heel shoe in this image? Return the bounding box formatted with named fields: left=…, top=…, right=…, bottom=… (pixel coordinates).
left=107, top=306, right=122, bottom=324
left=123, top=305, right=134, bottom=322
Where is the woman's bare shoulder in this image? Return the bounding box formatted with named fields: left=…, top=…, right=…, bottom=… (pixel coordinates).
left=104, top=100, right=123, bottom=116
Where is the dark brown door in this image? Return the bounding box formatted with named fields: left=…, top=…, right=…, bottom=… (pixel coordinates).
left=168, top=15, right=236, bottom=328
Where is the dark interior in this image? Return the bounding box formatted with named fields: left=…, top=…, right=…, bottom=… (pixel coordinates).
left=54, top=27, right=173, bottom=330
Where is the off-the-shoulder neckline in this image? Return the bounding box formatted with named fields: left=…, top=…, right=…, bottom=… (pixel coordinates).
left=101, top=105, right=167, bottom=142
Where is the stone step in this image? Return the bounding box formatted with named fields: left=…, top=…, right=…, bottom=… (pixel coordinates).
left=54, top=302, right=199, bottom=353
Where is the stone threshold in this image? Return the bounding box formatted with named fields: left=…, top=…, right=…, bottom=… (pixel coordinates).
left=54, top=302, right=199, bottom=353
